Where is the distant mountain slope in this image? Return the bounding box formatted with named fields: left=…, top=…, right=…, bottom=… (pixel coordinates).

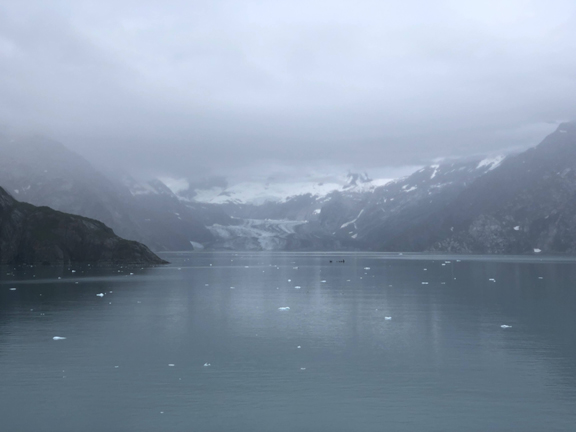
left=0, top=135, right=218, bottom=251
left=2, top=123, right=574, bottom=254
left=342, top=155, right=507, bottom=249
left=421, top=122, right=576, bottom=253
left=0, top=187, right=166, bottom=265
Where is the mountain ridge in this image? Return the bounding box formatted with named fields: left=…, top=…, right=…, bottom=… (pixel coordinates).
left=0, top=186, right=167, bottom=265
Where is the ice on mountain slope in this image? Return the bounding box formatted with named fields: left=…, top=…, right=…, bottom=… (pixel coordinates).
left=477, top=155, right=506, bottom=171
left=175, top=174, right=393, bottom=205
left=208, top=219, right=307, bottom=250
left=341, top=209, right=365, bottom=229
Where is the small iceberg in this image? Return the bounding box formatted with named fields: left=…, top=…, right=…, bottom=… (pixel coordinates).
left=501, top=325, right=512, bottom=329
left=9, top=288, right=16, bottom=291
left=278, top=307, right=290, bottom=311
left=96, top=293, right=104, bottom=297
left=204, top=363, right=211, bottom=367
left=421, top=282, right=429, bottom=285
left=53, top=336, right=66, bottom=340
left=534, top=248, right=542, bottom=253
left=364, top=267, right=370, bottom=270
left=488, top=278, right=496, bottom=282
left=385, top=317, right=392, bottom=320
left=294, top=286, right=301, bottom=289
left=321, top=280, right=327, bottom=283
left=514, top=226, right=520, bottom=231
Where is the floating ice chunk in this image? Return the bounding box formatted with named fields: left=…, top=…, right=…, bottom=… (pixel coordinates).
left=501, top=325, right=512, bottom=329
left=385, top=317, right=392, bottom=320
left=538, top=277, right=543, bottom=280
left=53, top=336, right=66, bottom=340
left=204, top=363, right=211, bottom=367
left=423, top=268, right=427, bottom=271
left=278, top=307, right=290, bottom=311
left=96, top=293, right=104, bottom=297
left=288, top=279, right=291, bottom=282
left=71, top=270, right=76, bottom=273
left=168, top=364, right=175, bottom=367
left=294, top=286, right=301, bottom=289
left=364, top=267, right=370, bottom=270
left=421, top=282, right=429, bottom=285
left=321, top=280, right=327, bottom=283
left=9, top=288, right=16, bottom=291
left=488, top=278, right=496, bottom=282
left=300, top=368, right=306, bottom=370
left=115, top=366, right=119, bottom=368
left=230, top=287, right=235, bottom=289
left=534, top=248, right=542, bottom=253
left=297, top=346, right=301, bottom=349
left=514, top=226, right=520, bottom=231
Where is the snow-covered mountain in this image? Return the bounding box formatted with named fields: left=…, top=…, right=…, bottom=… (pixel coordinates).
left=2, top=122, right=575, bottom=254
left=175, top=172, right=392, bottom=205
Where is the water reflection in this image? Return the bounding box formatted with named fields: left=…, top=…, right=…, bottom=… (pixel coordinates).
left=1, top=253, right=576, bottom=432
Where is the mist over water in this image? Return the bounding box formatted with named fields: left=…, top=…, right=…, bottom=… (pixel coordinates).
left=1, top=252, right=576, bottom=432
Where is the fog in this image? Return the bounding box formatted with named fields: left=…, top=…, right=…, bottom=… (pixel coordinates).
left=1, top=0, right=574, bottom=181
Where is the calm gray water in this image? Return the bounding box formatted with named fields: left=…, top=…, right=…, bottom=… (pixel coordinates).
left=1, top=252, right=576, bottom=432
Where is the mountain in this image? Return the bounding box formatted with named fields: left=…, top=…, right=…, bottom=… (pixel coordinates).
left=2, top=123, right=574, bottom=254
left=0, top=187, right=166, bottom=265
left=0, top=134, right=221, bottom=251
left=165, top=123, right=576, bottom=254
left=419, top=122, right=576, bottom=253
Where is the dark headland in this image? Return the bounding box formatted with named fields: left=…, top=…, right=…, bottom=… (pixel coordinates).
left=0, top=186, right=167, bottom=266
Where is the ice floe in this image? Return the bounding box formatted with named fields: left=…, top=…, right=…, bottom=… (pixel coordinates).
left=278, top=307, right=290, bottom=311
left=52, top=336, right=66, bottom=340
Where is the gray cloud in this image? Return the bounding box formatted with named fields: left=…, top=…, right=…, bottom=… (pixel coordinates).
left=0, top=0, right=575, bottom=180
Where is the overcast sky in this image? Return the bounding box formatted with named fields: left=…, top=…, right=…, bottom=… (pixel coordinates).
left=0, top=0, right=575, bottom=181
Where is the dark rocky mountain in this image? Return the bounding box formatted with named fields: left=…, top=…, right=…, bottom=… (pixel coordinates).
left=0, top=134, right=221, bottom=251
left=420, top=122, right=576, bottom=254
left=0, top=187, right=166, bottom=265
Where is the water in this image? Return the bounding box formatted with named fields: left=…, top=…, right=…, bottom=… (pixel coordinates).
left=1, top=252, right=576, bottom=432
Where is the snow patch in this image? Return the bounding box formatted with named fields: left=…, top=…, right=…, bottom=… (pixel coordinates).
left=477, top=155, right=505, bottom=171
left=340, top=209, right=365, bottom=229
left=190, top=241, right=205, bottom=250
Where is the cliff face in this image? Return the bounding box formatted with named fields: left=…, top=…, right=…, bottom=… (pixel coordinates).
left=0, top=187, right=167, bottom=265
